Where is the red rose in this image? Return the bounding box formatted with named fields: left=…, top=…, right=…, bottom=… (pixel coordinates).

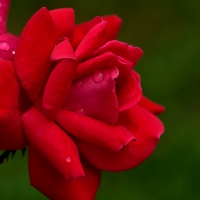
left=0, top=7, right=165, bottom=200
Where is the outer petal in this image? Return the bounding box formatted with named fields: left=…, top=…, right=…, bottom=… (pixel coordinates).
left=76, top=105, right=164, bottom=171
left=137, top=96, right=165, bottom=114
left=0, top=0, right=11, bottom=34
left=102, top=15, right=122, bottom=41
left=29, top=146, right=101, bottom=200
left=15, top=7, right=57, bottom=101
left=56, top=109, right=135, bottom=152
left=0, top=60, right=26, bottom=150
left=75, top=21, right=107, bottom=61
left=23, top=107, right=84, bottom=180
left=118, top=70, right=142, bottom=111
left=50, top=8, right=75, bottom=40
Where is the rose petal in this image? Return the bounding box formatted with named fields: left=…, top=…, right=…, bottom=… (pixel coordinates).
left=137, top=96, right=165, bottom=114
left=0, top=32, right=19, bottom=61
left=43, top=58, right=77, bottom=119
left=75, top=21, right=107, bottom=61
left=90, top=40, right=143, bottom=67
left=102, top=15, right=122, bottom=41
left=76, top=105, right=164, bottom=171
left=14, top=7, right=57, bottom=101
left=118, top=71, right=142, bottom=111
left=50, top=38, right=76, bottom=61
left=50, top=8, right=75, bottom=40
left=23, top=107, right=84, bottom=180
left=75, top=52, right=117, bottom=79
left=0, top=60, right=27, bottom=150
left=64, top=66, right=119, bottom=125
left=0, top=0, right=10, bottom=34
left=56, top=109, right=135, bottom=152
left=84, top=16, right=103, bottom=35
left=29, top=146, right=101, bottom=200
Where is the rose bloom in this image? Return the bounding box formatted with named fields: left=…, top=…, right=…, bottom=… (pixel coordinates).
left=0, top=6, right=164, bottom=200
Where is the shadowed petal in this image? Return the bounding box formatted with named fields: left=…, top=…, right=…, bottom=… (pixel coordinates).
left=15, top=7, right=57, bottom=101
left=50, top=38, right=76, bottom=61
left=56, top=109, right=135, bottom=152
left=137, top=96, right=165, bottom=114
left=50, top=8, right=75, bottom=40
left=76, top=105, right=164, bottom=171
left=118, top=71, right=142, bottom=111
left=29, top=146, right=101, bottom=200
left=23, top=107, right=84, bottom=180
left=0, top=60, right=26, bottom=150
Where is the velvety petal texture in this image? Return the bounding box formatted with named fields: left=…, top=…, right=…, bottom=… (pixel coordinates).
left=0, top=60, right=26, bottom=150
left=29, top=146, right=101, bottom=200
left=23, top=107, right=84, bottom=180
left=76, top=106, right=164, bottom=171
left=14, top=7, right=57, bottom=101
left=2, top=4, right=165, bottom=200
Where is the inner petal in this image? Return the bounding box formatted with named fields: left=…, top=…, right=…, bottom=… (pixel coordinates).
left=64, top=66, right=119, bottom=125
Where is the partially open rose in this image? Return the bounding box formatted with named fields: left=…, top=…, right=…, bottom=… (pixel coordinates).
left=0, top=6, right=165, bottom=200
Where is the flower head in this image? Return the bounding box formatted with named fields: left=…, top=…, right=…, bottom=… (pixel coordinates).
left=0, top=5, right=165, bottom=200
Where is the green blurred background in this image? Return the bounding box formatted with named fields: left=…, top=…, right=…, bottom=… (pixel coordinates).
left=0, top=0, right=199, bottom=199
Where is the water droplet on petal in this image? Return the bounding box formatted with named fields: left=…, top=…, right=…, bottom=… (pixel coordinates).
left=20, top=116, right=24, bottom=122
left=10, top=110, right=14, bottom=115
left=76, top=108, right=85, bottom=116
left=0, top=3, right=2, bottom=8
left=0, top=17, right=3, bottom=23
left=0, top=42, right=10, bottom=51
left=66, top=156, right=71, bottom=163
left=76, top=81, right=83, bottom=88
left=93, top=71, right=104, bottom=83
left=12, top=50, right=15, bottom=55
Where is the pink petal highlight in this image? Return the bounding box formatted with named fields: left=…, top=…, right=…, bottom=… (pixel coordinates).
left=64, top=66, right=119, bottom=125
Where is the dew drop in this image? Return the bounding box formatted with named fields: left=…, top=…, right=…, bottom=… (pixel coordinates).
left=20, top=116, right=24, bottom=122
left=0, top=41, right=10, bottom=51
left=10, top=110, right=14, bottom=115
left=76, top=81, right=83, bottom=88
left=17, top=119, right=20, bottom=125
left=0, top=17, right=3, bottom=23
left=66, top=156, right=72, bottom=163
left=12, top=50, right=15, bottom=55
left=93, top=71, right=104, bottom=83
left=76, top=108, right=85, bottom=116
left=0, top=3, right=2, bottom=8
